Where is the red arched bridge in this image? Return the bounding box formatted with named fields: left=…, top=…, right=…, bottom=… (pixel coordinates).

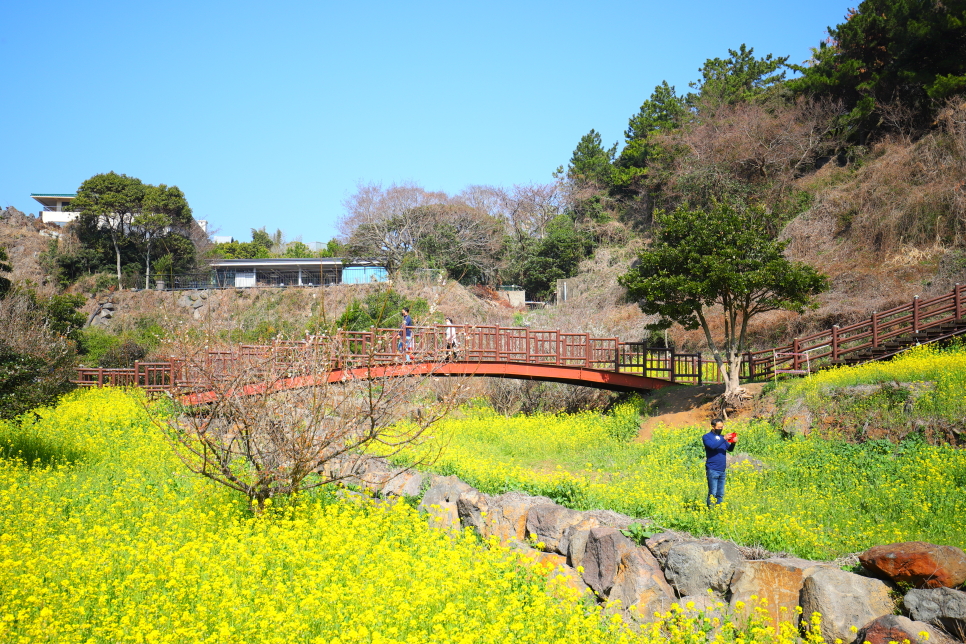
left=75, top=285, right=966, bottom=396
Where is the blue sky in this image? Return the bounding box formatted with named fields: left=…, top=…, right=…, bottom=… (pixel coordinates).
left=1, top=0, right=850, bottom=244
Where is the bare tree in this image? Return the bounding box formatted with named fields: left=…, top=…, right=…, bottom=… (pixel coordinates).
left=156, top=331, right=465, bottom=511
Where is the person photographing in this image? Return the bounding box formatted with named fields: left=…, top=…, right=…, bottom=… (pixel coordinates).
left=702, top=417, right=737, bottom=507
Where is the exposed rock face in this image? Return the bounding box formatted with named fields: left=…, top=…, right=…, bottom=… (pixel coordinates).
left=455, top=487, right=490, bottom=535
left=418, top=476, right=474, bottom=531
left=645, top=531, right=688, bottom=567
left=800, top=567, right=894, bottom=644
left=663, top=540, right=743, bottom=598
left=581, top=527, right=639, bottom=596
left=728, top=558, right=828, bottom=627
left=856, top=614, right=957, bottom=644
left=905, top=587, right=966, bottom=641
left=526, top=504, right=589, bottom=555
left=609, top=545, right=675, bottom=622
left=380, top=469, right=425, bottom=497
left=482, top=492, right=553, bottom=544
left=860, top=541, right=966, bottom=589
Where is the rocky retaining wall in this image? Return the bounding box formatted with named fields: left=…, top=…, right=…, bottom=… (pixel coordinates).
left=328, top=455, right=966, bottom=644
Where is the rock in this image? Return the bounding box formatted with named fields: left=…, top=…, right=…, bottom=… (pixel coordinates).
left=581, top=527, right=638, bottom=597
left=101, top=302, right=116, bottom=311
left=483, top=492, right=553, bottom=544
left=526, top=504, right=590, bottom=555
left=645, top=531, right=688, bottom=567
left=456, top=487, right=490, bottom=535
left=800, top=567, right=894, bottom=644
left=609, top=545, right=675, bottom=623
left=726, top=452, right=766, bottom=472
left=729, top=558, right=829, bottom=628
left=380, top=469, right=425, bottom=497
left=905, top=587, right=966, bottom=641
left=418, top=475, right=474, bottom=531
left=856, top=614, right=957, bottom=644
left=860, top=542, right=966, bottom=589
left=664, top=540, right=743, bottom=598
left=357, top=458, right=393, bottom=492
left=560, top=510, right=637, bottom=569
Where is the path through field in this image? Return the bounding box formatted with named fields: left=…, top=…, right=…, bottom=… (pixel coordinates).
left=636, top=382, right=766, bottom=439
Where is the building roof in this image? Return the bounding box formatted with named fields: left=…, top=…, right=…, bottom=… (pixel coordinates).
left=208, top=258, right=344, bottom=269
left=30, top=193, right=76, bottom=198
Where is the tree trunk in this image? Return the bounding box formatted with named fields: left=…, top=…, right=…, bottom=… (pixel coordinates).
left=113, top=240, right=122, bottom=287
left=145, top=236, right=151, bottom=290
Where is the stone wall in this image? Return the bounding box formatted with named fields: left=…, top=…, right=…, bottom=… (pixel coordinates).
left=328, top=454, right=966, bottom=644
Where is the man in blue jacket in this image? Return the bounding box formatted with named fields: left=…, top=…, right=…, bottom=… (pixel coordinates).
left=702, top=417, right=736, bottom=507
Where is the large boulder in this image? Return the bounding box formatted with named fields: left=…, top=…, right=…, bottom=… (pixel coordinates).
left=380, top=469, right=425, bottom=497
left=418, top=476, right=474, bottom=531
left=455, top=487, right=490, bottom=535
left=526, top=504, right=589, bottom=555
left=663, top=540, right=743, bottom=598
left=561, top=510, right=637, bottom=570
left=904, top=587, right=966, bottom=641
left=483, top=492, right=553, bottom=544
left=729, top=558, right=829, bottom=628
left=800, top=567, right=894, bottom=644
left=860, top=542, right=966, bottom=589
left=581, top=527, right=638, bottom=596
left=856, top=614, right=957, bottom=644
left=609, top=546, right=675, bottom=623
left=645, top=531, right=688, bottom=568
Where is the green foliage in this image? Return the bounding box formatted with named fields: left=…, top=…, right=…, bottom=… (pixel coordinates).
left=619, top=201, right=828, bottom=342
left=283, top=241, right=312, bottom=257
left=336, top=290, right=431, bottom=332
left=504, top=215, right=594, bottom=301
left=317, top=238, right=347, bottom=258
left=41, top=294, right=87, bottom=343
left=791, top=0, right=966, bottom=136
left=60, top=172, right=198, bottom=286
left=687, top=44, right=791, bottom=108
left=567, top=129, right=617, bottom=188
left=211, top=240, right=271, bottom=259
left=620, top=522, right=659, bottom=545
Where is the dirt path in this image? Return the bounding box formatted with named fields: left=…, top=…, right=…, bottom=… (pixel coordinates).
left=636, top=383, right=765, bottom=441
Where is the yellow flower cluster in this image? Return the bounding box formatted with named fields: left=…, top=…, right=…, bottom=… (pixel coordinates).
left=402, top=399, right=966, bottom=559
left=0, top=389, right=825, bottom=644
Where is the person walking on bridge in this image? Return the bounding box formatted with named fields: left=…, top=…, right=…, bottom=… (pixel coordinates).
left=703, top=417, right=737, bottom=507
left=399, top=307, right=414, bottom=361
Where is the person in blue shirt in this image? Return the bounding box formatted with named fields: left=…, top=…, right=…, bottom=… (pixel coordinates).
left=702, top=417, right=737, bottom=507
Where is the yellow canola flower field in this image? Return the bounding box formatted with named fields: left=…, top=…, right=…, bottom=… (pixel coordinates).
left=0, top=388, right=824, bottom=644
left=407, top=391, right=966, bottom=560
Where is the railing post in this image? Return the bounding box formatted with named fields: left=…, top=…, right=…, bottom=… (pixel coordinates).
left=525, top=328, right=531, bottom=364
left=792, top=339, right=800, bottom=372
left=614, top=341, right=620, bottom=373
left=871, top=311, right=879, bottom=347
left=697, top=355, right=703, bottom=386
left=956, top=284, right=962, bottom=321
left=745, top=351, right=752, bottom=380
left=669, top=347, right=676, bottom=383
left=832, top=325, right=839, bottom=360
left=913, top=296, right=920, bottom=333
left=97, top=368, right=104, bottom=387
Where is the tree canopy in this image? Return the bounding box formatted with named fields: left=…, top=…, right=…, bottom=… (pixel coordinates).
left=792, top=0, right=966, bottom=136
left=619, top=202, right=828, bottom=395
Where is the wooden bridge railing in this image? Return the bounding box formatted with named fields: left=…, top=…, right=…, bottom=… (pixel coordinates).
left=74, top=285, right=966, bottom=392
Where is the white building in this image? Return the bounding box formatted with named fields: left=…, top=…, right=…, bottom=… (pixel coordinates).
left=30, top=192, right=207, bottom=232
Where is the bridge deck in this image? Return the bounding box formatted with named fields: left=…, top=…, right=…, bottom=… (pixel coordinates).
left=75, top=285, right=966, bottom=397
